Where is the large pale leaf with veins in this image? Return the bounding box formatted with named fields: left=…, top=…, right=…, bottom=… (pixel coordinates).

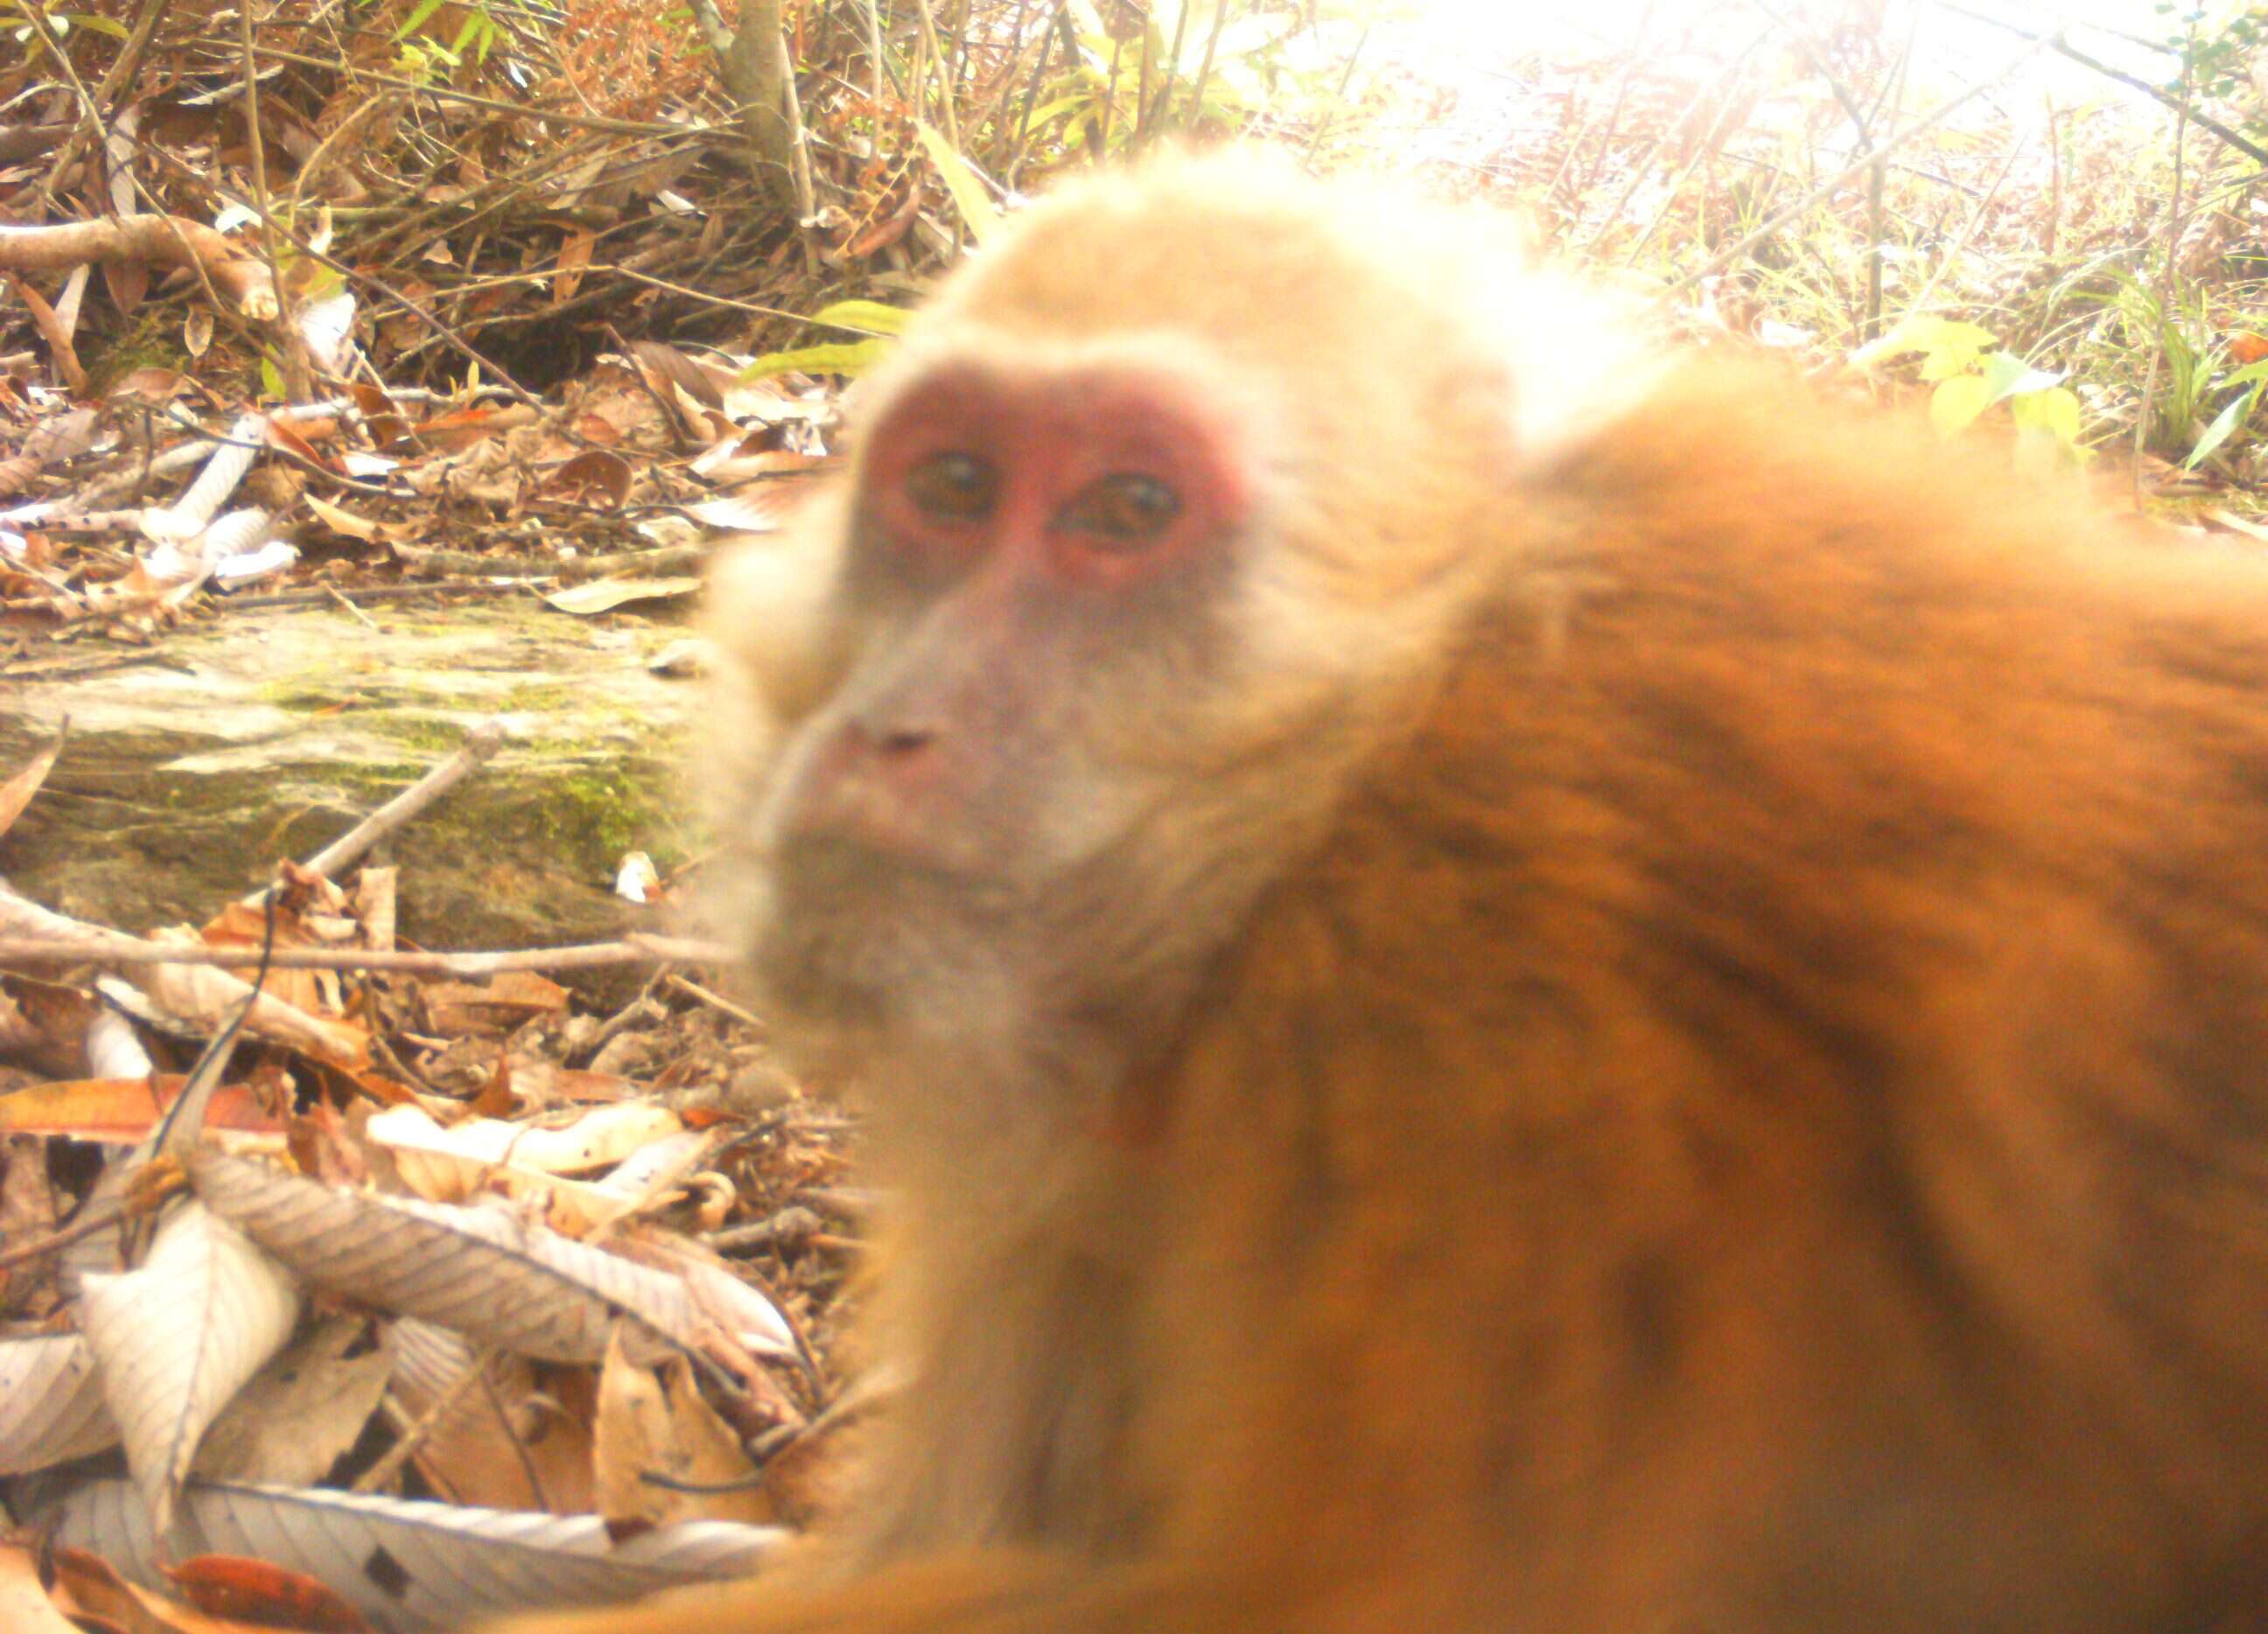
left=78, top=1202, right=301, bottom=1534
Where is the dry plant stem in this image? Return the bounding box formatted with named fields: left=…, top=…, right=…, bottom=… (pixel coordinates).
left=0, top=650, right=182, bottom=684
left=1863, top=10, right=1923, bottom=342
left=1595, top=31, right=1769, bottom=262
left=1139, top=0, right=1194, bottom=143
left=60, top=0, right=176, bottom=191
left=237, top=0, right=308, bottom=401
left=0, top=933, right=734, bottom=974
left=664, top=973, right=765, bottom=1032
left=1560, top=0, right=1651, bottom=203
left=1137, top=22, right=1154, bottom=147
left=704, top=0, right=801, bottom=208
left=1942, top=3, right=2268, bottom=169
left=2045, top=94, right=2062, bottom=258
left=1186, top=0, right=1235, bottom=140
left=1904, top=131, right=2029, bottom=321
left=0, top=218, right=273, bottom=311
left=1774, top=4, right=1900, bottom=341
left=0, top=1200, right=128, bottom=1275
left=1663, top=33, right=2053, bottom=297
left=249, top=46, right=681, bottom=136
left=21, top=0, right=113, bottom=206
left=135, top=142, right=542, bottom=408
left=357, top=1343, right=501, bottom=1496
left=911, top=0, right=962, bottom=150
left=1007, top=10, right=1061, bottom=185
left=485, top=1362, right=553, bottom=1509
left=949, top=0, right=975, bottom=103
left=863, top=0, right=886, bottom=107
left=298, top=719, right=508, bottom=884
left=1298, top=22, right=1369, bottom=167
left=0, top=122, right=70, bottom=164
left=780, top=47, right=820, bottom=236
left=206, top=583, right=519, bottom=611
left=323, top=583, right=382, bottom=632
left=1103, top=32, right=1125, bottom=150
left=2136, top=20, right=2196, bottom=507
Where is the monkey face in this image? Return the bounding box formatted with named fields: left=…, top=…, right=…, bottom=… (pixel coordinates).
left=702, top=154, right=1638, bottom=1077
left=715, top=331, right=1287, bottom=1064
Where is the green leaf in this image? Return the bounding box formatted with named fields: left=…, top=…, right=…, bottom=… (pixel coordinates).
left=2009, top=386, right=2083, bottom=448
left=57, top=12, right=130, bottom=38
left=392, top=0, right=446, bottom=38
left=809, top=299, right=914, bottom=337
left=1024, top=94, right=1095, bottom=131
left=1928, top=374, right=1992, bottom=437
left=260, top=356, right=285, bottom=401
left=738, top=339, right=894, bottom=382
left=915, top=122, right=1000, bottom=246
left=2185, top=384, right=2258, bottom=469
left=1851, top=313, right=1997, bottom=374
left=1979, top=349, right=2063, bottom=405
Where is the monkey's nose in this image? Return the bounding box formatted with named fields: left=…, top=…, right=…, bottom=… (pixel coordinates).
left=776, top=718, right=953, bottom=860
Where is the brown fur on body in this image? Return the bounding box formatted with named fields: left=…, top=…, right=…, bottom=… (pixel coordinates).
left=488, top=160, right=2268, bottom=1634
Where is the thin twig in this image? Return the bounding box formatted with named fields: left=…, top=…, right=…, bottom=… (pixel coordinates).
left=357, top=1343, right=500, bottom=1495
left=298, top=719, right=508, bottom=884
left=239, top=0, right=309, bottom=401
left=0, top=932, right=733, bottom=974
left=1663, top=33, right=2054, bottom=297
left=1940, top=3, right=2268, bottom=168
left=665, top=972, right=765, bottom=1031
left=249, top=45, right=688, bottom=136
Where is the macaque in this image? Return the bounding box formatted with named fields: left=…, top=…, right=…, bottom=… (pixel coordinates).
left=490, top=155, right=2268, bottom=1632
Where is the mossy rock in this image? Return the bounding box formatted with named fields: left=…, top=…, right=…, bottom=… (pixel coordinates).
left=6, top=599, right=703, bottom=996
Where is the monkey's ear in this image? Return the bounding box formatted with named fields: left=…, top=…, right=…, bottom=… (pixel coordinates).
left=1485, top=270, right=1663, bottom=473
left=706, top=497, right=853, bottom=726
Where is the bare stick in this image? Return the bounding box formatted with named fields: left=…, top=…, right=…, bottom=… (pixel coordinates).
left=1664, top=33, right=2053, bottom=297
left=0, top=931, right=735, bottom=974
left=298, top=718, right=508, bottom=883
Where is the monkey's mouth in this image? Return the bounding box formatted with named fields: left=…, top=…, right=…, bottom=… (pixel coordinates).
left=744, top=832, right=1028, bottom=1039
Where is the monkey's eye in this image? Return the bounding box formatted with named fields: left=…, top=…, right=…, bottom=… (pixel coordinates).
left=1054, top=473, right=1181, bottom=546
left=904, top=451, right=998, bottom=520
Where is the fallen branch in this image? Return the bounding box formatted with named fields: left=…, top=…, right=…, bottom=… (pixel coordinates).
left=0, top=215, right=277, bottom=318
left=0, top=927, right=733, bottom=974
left=298, top=717, right=508, bottom=885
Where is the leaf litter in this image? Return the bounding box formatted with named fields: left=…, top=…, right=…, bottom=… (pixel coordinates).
left=0, top=703, right=860, bottom=1632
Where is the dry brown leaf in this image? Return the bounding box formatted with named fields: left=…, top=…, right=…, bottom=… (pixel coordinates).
left=304, top=492, right=385, bottom=541
left=0, top=723, right=63, bottom=840
left=193, top=1316, right=390, bottom=1490
left=79, top=1202, right=303, bottom=1534
left=367, top=1100, right=684, bottom=1215
left=421, top=971, right=570, bottom=1037
left=385, top=1317, right=596, bottom=1512
left=543, top=448, right=633, bottom=507
left=541, top=576, right=702, bottom=615
left=0, top=1331, right=120, bottom=1475
left=28, top=1475, right=782, bottom=1630
left=0, top=1075, right=283, bottom=1142
left=191, top=1150, right=794, bottom=1363
left=166, top=1553, right=374, bottom=1632
left=594, top=1330, right=769, bottom=1529
left=553, top=227, right=595, bottom=305
left=42, top=1545, right=166, bottom=1634
left=0, top=1544, right=78, bottom=1634
left=134, top=929, right=368, bottom=1064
